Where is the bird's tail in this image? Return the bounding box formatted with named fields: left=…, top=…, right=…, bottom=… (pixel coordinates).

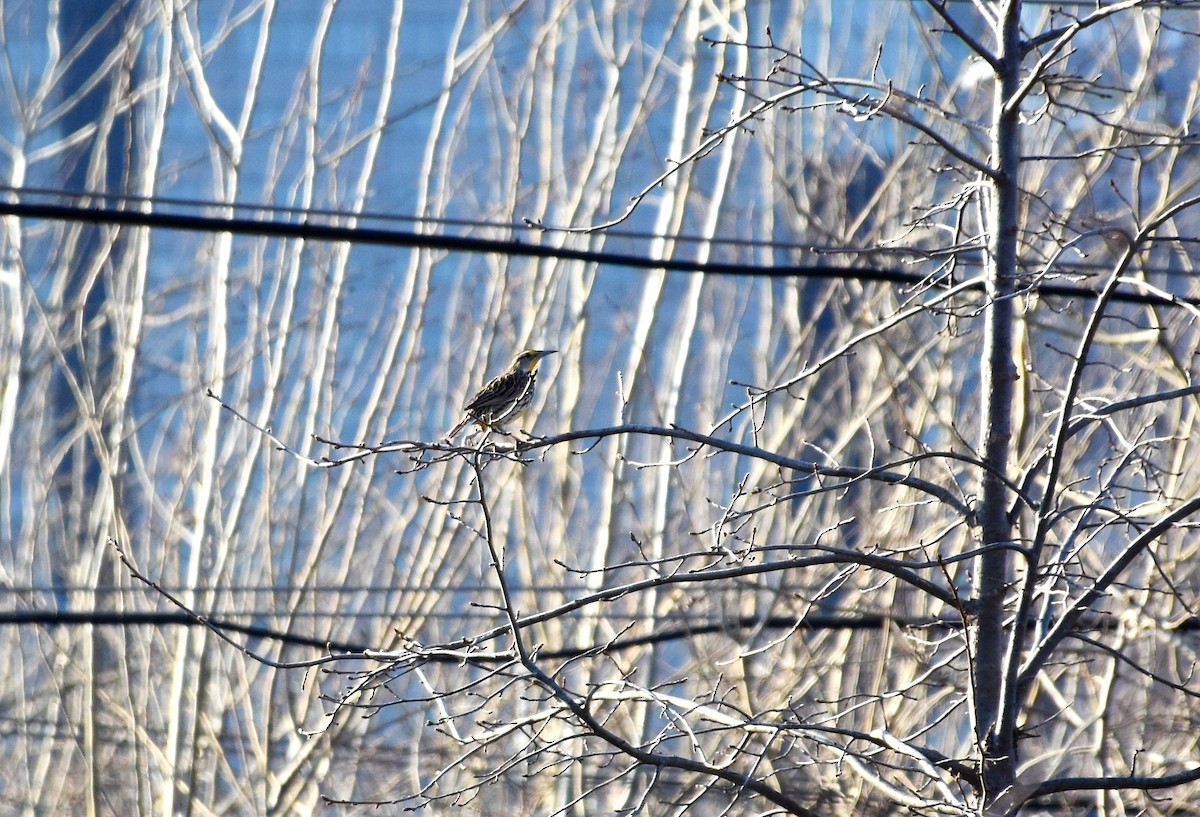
left=441, top=417, right=471, bottom=443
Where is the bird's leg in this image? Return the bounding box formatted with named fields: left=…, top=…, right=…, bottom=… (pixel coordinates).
left=462, top=424, right=489, bottom=446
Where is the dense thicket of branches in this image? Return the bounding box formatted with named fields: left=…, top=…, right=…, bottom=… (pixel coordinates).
left=3, top=1, right=1200, bottom=815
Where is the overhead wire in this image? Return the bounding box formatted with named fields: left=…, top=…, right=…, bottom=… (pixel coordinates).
left=2, top=187, right=1198, bottom=308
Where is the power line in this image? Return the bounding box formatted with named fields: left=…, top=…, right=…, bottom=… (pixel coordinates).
left=0, top=185, right=835, bottom=255
left=0, top=608, right=961, bottom=659
left=0, top=196, right=917, bottom=279
left=7, top=186, right=1199, bottom=272
left=4, top=608, right=1194, bottom=661
left=2, top=195, right=1197, bottom=308
left=0, top=582, right=584, bottom=594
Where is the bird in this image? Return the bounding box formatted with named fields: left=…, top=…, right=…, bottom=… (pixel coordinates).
left=444, top=349, right=556, bottom=441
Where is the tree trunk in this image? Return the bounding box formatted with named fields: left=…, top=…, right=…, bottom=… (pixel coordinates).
left=976, top=0, right=1023, bottom=808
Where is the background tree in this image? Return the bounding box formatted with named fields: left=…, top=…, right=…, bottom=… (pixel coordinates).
left=3, top=1, right=1200, bottom=815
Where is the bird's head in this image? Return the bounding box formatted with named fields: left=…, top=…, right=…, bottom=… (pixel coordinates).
left=512, top=349, right=556, bottom=372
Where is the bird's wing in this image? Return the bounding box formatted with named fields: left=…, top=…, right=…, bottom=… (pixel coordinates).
left=465, top=370, right=527, bottom=415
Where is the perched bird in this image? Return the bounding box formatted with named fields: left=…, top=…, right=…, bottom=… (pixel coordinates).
left=444, top=349, right=556, bottom=441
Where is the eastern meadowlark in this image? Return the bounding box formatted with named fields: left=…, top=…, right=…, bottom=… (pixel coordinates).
left=444, top=349, right=556, bottom=441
